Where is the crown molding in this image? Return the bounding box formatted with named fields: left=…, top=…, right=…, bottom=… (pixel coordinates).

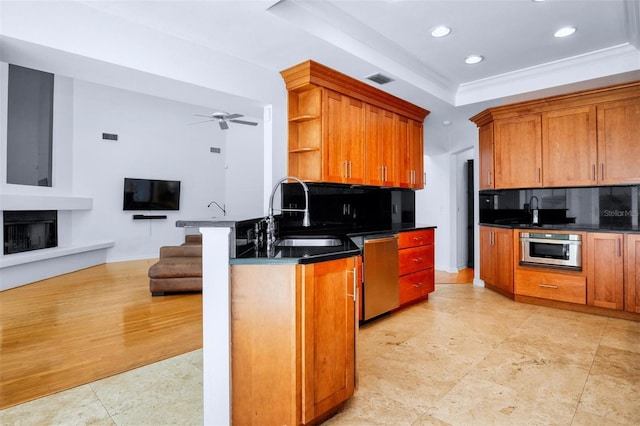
left=455, top=43, right=640, bottom=106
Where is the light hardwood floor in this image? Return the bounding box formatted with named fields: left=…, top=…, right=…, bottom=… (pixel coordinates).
left=0, top=261, right=469, bottom=410
left=0, top=259, right=202, bottom=409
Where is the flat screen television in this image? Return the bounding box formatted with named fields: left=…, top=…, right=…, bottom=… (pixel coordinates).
left=123, top=178, right=181, bottom=211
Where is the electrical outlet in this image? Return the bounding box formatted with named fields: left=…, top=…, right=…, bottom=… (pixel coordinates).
left=210, top=147, right=221, bottom=153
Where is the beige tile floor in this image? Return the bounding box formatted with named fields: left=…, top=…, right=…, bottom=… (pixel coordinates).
left=2, top=284, right=639, bottom=425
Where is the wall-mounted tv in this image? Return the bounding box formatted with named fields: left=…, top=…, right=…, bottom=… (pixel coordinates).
left=123, top=178, right=181, bottom=211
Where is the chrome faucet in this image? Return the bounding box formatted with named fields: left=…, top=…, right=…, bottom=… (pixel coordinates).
left=266, top=176, right=311, bottom=250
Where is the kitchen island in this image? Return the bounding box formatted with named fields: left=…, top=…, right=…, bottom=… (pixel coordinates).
left=181, top=219, right=436, bottom=425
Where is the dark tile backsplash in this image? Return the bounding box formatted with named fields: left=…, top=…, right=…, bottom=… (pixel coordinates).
left=280, top=183, right=415, bottom=234
left=480, top=185, right=640, bottom=229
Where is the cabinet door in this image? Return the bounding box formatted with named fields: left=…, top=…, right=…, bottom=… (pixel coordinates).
left=302, top=257, right=356, bottom=424
left=342, top=96, right=366, bottom=184
left=480, top=227, right=513, bottom=294
left=597, top=98, right=640, bottom=185
left=494, top=115, right=542, bottom=189
left=365, top=104, right=395, bottom=186
left=625, top=234, right=640, bottom=313
left=494, top=228, right=514, bottom=293
left=479, top=227, right=496, bottom=284
left=324, top=89, right=346, bottom=183
left=587, top=233, right=624, bottom=310
left=407, top=118, right=424, bottom=189
left=542, top=106, right=597, bottom=187
left=478, top=122, right=494, bottom=190
left=323, top=90, right=365, bottom=184
left=395, top=115, right=411, bottom=188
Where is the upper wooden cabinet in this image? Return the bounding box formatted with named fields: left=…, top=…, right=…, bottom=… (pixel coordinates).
left=281, top=60, right=429, bottom=188
left=471, top=81, right=640, bottom=189
left=478, top=122, right=494, bottom=190
left=494, top=115, right=542, bottom=189
left=542, top=106, right=597, bottom=187
left=597, top=98, right=640, bottom=185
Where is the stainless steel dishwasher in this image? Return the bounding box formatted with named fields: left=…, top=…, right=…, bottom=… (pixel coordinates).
left=362, top=234, right=399, bottom=321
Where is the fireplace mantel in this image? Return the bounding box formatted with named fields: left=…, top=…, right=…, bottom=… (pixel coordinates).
left=1, top=194, right=92, bottom=211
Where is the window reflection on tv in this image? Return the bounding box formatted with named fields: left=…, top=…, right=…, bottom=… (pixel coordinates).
left=123, top=178, right=181, bottom=211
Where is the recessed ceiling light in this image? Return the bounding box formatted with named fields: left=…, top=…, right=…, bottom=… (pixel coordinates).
left=442, top=120, right=452, bottom=126
left=465, top=55, right=484, bottom=64
left=431, top=26, right=451, bottom=38
left=554, top=26, right=577, bottom=38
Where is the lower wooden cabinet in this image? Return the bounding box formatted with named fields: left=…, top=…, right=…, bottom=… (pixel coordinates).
left=230, top=257, right=358, bottom=425
left=587, top=233, right=624, bottom=310
left=625, top=234, right=640, bottom=313
left=398, top=229, right=434, bottom=307
left=515, top=269, right=586, bottom=304
left=479, top=226, right=514, bottom=295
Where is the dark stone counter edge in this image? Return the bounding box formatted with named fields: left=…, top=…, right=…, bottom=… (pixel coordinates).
left=229, top=225, right=437, bottom=265
left=480, top=223, right=640, bottom=234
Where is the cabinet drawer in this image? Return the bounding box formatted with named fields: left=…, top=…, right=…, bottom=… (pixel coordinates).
left=398, top=229, right=434, bottom=249
left=399, top=269, right=434, bottom=305
left=399, top=245, right=434, bottom=275
left=515, top=269, right=586, bottom=304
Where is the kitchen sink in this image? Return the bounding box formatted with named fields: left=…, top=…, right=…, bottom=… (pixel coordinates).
left=275, top=235, right=343, bottom=247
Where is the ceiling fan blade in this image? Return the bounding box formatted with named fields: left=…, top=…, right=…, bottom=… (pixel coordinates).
left=225, top=113, right=243, bottom=120
left=219, top=120, right=229, bottom=130
left=229, top=119, right=258, bottom=126
left=188, top=119, right=215, bottom=125
left=194, top=114, right=213, bottom=118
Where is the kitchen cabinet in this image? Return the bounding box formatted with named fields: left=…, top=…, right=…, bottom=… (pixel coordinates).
left=397, top=229, right=434, bottom=307
left=324, top=90, right=366, bottom=184
left=586, top=233, right=625, bottom=310
left=478, top=122, right=494, bottom=190
left=365, top=104, right=396, bottom=186
left=281, top=60, right=429, bottom=188
left=542, top=106, right=597, bottom=187
left=231, top=256, right=358, bottom=425
left=625, top=234, right=640, bottom=313
left=479, top=226, right=514, bottom=295
left=406, top=118, right=424, bottom=189
left=493, top=115, right=542, bottom=189
left=587, top=233, right=624, bottom=310
left=596, top=98, right=640, bottom=185
left=471, top=81, right=640, bottom=189
left=514, top=269, right=586, bottom=304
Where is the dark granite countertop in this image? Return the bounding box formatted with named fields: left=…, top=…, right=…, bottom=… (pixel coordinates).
left=480, top=222, right=640, bottom=233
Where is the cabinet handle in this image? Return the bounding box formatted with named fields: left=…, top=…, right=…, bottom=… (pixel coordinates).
left=537, top=167, right=541, bottom=183
left=413, top=236, right=423, bottom=242
left=592, top=164, right=596, bottom=181
left=600, top=163, right=605, bottom=181
left=413, top=282, right=423, bottom=288
left=488, top=171, right=492, bottom=186
left=539, top=284, right=558, bottom=289
left=347, top=267, right=357, bottom=302
left=617, top=238, right=621, bottom=257
left=412, top=257, right=423, bottom=263
left=348, top=161, right=352, bottom=178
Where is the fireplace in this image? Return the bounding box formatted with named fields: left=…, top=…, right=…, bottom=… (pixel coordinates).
left=3, top=210, right=58, bottom=255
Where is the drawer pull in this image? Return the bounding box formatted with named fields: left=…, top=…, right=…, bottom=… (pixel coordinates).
left=413, top=237, right=423, bottom=241
left=413, top=282, right=423, bottom=288
left=539, top=284, right=558, bottom=289
left=412, top=257, right=423, bottom=263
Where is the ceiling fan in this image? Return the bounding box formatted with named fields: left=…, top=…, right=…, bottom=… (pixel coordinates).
left=192, top=112, right=258, bottom=130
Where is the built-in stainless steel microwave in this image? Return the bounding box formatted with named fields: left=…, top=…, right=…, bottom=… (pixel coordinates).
left=520, top=232, right=582, bottom=270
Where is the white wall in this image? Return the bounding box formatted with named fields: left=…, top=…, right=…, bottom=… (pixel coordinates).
left=70, top=80, right=264, bottom=262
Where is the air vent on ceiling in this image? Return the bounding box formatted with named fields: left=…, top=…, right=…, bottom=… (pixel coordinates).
left=365, top=72, right=394, bottom=85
